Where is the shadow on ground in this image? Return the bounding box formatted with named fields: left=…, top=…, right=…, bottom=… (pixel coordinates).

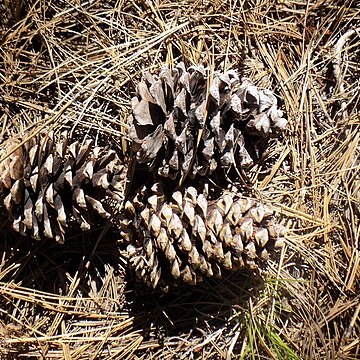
left=125, top=268, right=265, bottom=353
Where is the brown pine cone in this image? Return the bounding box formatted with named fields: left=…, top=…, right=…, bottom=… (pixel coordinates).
left=129, top=63, right=287, bottom=181
left=0, top=132, right=128, bottom=243
left=121, top=183, right=286, bottom=289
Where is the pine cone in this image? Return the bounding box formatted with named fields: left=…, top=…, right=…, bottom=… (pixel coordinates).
left=129, top=63, right=287, bottom=181
left=121, top=183, right=285, bottom=289
left=0, top=133, right=127, bottom=243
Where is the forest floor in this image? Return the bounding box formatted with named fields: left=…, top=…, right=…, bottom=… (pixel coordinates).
left=0, top=1, right=359, bottom=359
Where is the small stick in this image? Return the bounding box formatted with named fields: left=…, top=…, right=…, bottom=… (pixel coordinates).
left=332, top=28, right=360, bottom=120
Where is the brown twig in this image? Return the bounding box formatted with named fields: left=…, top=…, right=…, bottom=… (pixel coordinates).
left=332, top=27, right=360, bottom=120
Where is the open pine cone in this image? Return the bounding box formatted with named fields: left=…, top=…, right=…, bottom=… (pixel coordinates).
left=0, top=133, right=127, bottom=243
left=129, top=63, right=287, bottom=181
left=120, top=183, right=286, bottom=289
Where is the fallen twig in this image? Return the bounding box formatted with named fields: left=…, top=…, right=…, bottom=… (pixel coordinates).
left=332, top=27, right=360, bottom=120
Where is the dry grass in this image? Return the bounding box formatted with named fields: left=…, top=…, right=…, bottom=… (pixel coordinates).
left=0, top=0, right=359, bottom=358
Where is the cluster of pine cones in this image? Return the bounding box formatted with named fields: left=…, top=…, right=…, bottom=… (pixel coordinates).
left=0, top=63, right=287, bottom=290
